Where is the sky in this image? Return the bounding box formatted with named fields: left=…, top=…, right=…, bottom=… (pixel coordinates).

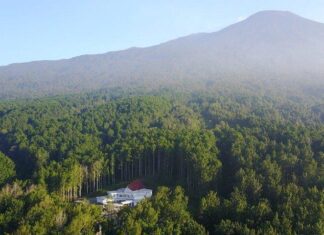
left=1, top=0, right=324, bottom=65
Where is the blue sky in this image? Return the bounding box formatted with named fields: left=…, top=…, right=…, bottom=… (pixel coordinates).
left=1, top=0, right=323, bottom=65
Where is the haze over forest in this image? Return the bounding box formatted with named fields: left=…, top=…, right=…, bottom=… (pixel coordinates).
left=1, top=10, right=324, bottom=99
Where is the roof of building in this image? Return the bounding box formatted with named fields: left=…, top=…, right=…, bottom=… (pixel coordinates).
left=107, top=180, right=152, bottom=195
left=127, top=180, right=145, bottom=191
left=114, top=187, right=132, bottom=193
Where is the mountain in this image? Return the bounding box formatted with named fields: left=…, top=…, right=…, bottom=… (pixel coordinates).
left=1, top=10, right=324, bottom=99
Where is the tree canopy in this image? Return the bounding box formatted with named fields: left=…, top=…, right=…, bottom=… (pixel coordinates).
left=0, top=88, right=323, bottom=234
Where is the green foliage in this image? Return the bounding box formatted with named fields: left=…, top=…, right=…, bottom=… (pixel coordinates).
left=115, top=186, right=206, bottom=235
left=0, top=182, right=101, bottom=234
left=0, top=152, right=15, bottom=185
left=0, top=89, right=323, bottom=234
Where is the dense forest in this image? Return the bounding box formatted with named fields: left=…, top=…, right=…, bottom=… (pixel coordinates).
left=0, top=87, right=323, bottom=234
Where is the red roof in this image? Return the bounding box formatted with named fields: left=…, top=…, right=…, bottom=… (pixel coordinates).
left=127, top=180, right=144, bottom=191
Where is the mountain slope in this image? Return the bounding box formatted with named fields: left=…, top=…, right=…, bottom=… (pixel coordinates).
left=1, top=10, right=324, bottom=98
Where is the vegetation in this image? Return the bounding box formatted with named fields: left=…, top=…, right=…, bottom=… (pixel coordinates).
left=0, top=152, right=15, bottom=185
left=0, top=88, right=323, bottom=234
left=112, top=186, right=206, bottom=235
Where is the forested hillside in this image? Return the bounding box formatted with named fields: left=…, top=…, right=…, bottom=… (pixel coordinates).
left=0, top=88, right=323, bottom=234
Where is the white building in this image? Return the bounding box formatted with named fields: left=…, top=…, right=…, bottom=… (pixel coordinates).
left=107, top=187, right=152, bottom=206
left=95, top=196, right=110, bottom=205
left=95, top=180, right=152, bottom=207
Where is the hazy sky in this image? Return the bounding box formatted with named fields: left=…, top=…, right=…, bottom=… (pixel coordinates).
left=1, top=0, right=323, bottom=65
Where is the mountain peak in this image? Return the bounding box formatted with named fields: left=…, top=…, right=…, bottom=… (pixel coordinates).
left=226, top=10, right=324, bottom=37
left=245, top=10, right=318, bottom=24
left=250, top=10, right=297, bottom=18
left=247, top=10, right=306, bottom=21
left=1, top=10, right=324, bottom=98
left=245, top=10, right=323, bottom=24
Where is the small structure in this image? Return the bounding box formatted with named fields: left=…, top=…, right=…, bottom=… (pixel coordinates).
left=120, top=200, right=134, bottom=206
left=107, top=180, right=152, bottom=206
left=94, top=180, right=152, bottom=207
